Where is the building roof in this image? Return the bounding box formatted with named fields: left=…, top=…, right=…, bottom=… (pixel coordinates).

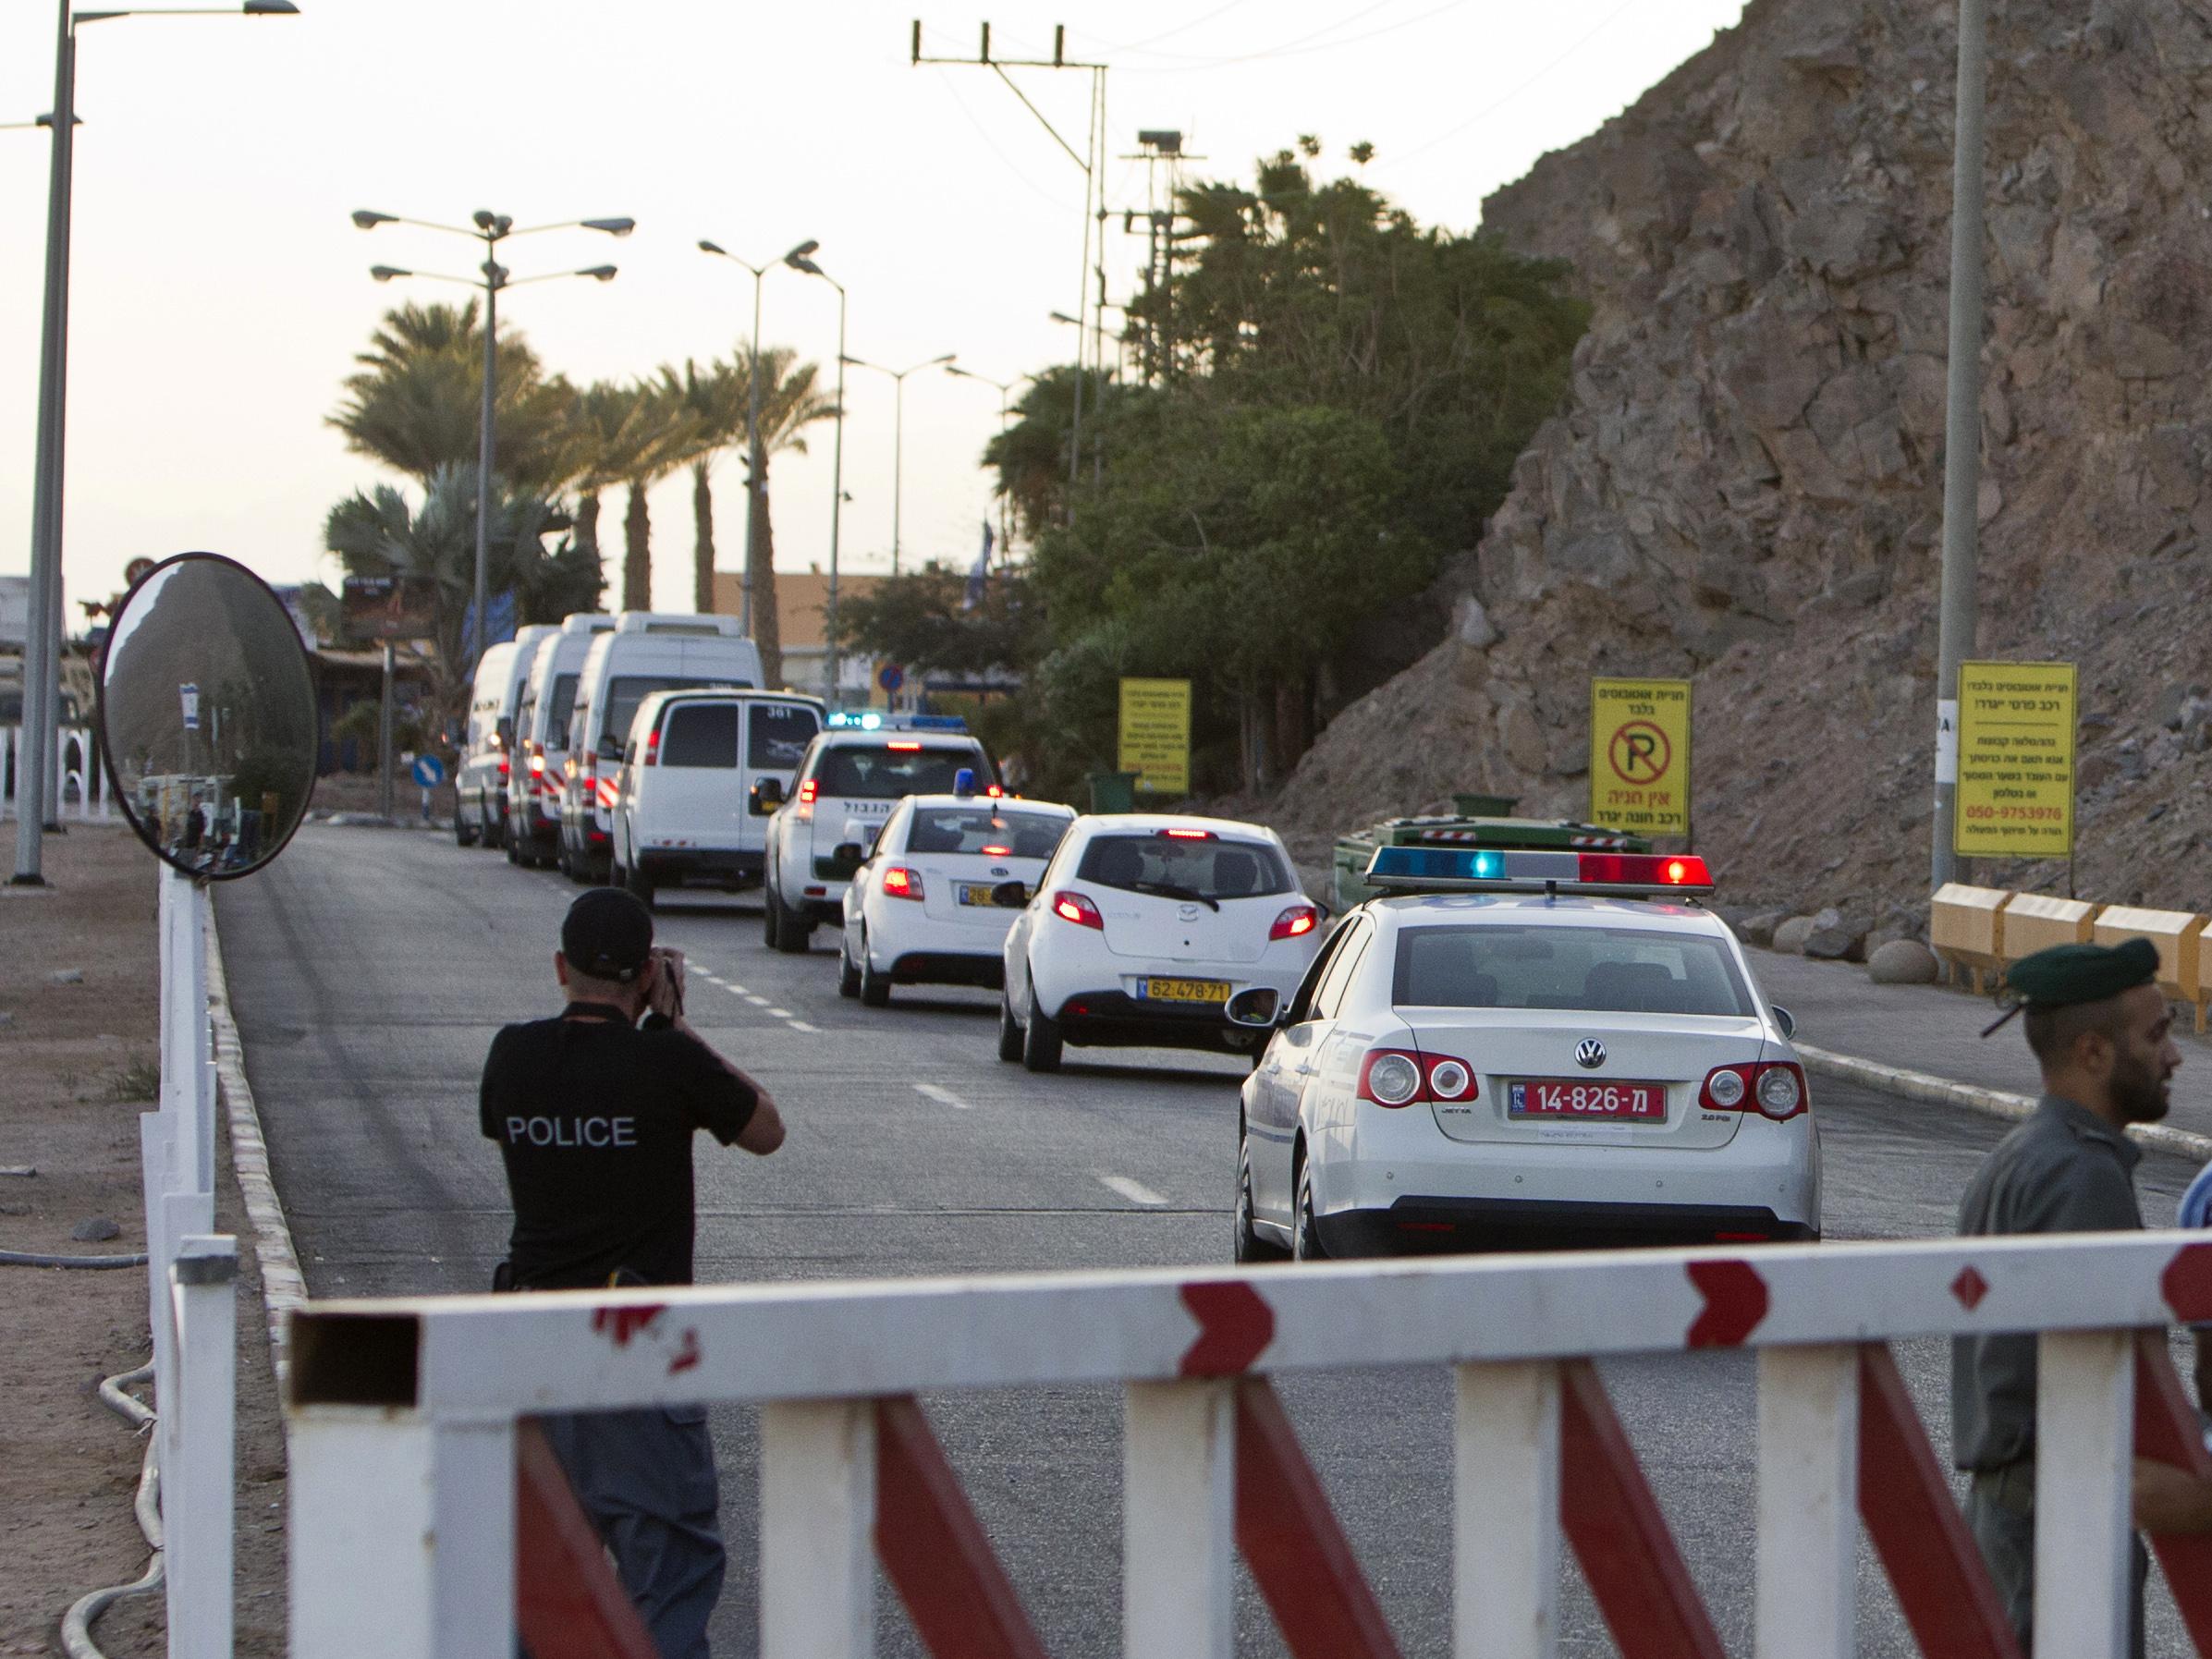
left=710, top=569, right=885, bottom=652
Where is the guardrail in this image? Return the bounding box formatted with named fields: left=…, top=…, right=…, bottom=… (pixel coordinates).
left=287, top=1231, right=2212, bottom=1659
left=0, top=722, right=114, bottom=822
left=1934, top=883, right=2212, bottom=1031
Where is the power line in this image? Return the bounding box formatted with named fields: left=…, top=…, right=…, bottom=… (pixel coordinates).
left=1082, top=0, right=1462, bottom=72
left=1379, top=0, right=1640, bottom=166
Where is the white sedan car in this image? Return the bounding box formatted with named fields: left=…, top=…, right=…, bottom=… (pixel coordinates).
left=998, top=814, right=1326, bottom=1072
left=838, top=794, right=1077, bottom=1006
left=1234, top=845, right=1818, bottom=1262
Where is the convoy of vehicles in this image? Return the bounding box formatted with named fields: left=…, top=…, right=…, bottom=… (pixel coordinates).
left=454, top=625, right=556, bottom=849
left=503, top=614, right=615, bottom=868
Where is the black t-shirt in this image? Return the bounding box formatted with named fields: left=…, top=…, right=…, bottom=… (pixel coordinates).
left=479, top=1005, right=757, bottom=1289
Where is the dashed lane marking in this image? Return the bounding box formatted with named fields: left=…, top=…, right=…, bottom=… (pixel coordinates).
left=913, top=1083, right=972, bottom=1111
left=1097, top=1174, right=1167, bottom=1207
left=767, top=1006, right=794, bottom=1019
left=788, top=1020, right=823, bottom=1034
left=744, top=994, right=770, bottom=1007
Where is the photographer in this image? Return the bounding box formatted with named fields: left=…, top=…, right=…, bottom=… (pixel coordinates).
left=481, top=888, right=784, bottom=1659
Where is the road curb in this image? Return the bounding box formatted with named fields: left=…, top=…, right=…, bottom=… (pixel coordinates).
left=1795, top=1042, right=2212, bottom=1162
left=204, top=905, right=308, bottom=1387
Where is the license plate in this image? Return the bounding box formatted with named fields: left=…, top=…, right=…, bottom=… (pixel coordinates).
left=1140, top=977, right=1232, bottom=1004
left=1508, top=1079, right=1667, bottom=1121
left=957, top=882, right=1006, bottom=907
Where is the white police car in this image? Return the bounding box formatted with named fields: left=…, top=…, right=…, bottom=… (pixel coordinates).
left=838, top=792, right=1076, bottom=1006
left=997, top=814, right=1324, bottom=1072
left=1232, top=844, right=1818, bottom=1262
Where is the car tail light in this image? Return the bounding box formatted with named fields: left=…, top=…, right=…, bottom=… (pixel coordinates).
left=1356, top=1047, right=1477, bottom=1107
left=985, top=784, right=1004, bottom=799
left=797, top=778, right=817, bottom=805
left=881, top=866, right=923, bottom=900
left=642, top=727, right=660, bottom=766
left=528, top=750, right=545, bottom=775
left=1051, top=889, right=1105, bottom=930
left=1426, top=1056, right=1474, bottom=1101
left=1162, top=827, right=1215, bottom=840
left=496, top=755, right=509, bottom=775
left=1699, top=1062, right=1808, bottom=1120
left=981, top=844, right=1011, bottom=857
left=1270, top=904, right=1318, bottom=941
left=888, top=740, right=923, bottom=751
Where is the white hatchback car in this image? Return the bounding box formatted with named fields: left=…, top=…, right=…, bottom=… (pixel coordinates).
left=997, top=814, right=1325, bottom=1072
left=838, top=794, right=1077, bottom=1006
left=1233, top=845, right=1819, bottom=1262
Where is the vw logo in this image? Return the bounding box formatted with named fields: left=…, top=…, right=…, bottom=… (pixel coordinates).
left=1574, top=1039, right=1607, bottom=1069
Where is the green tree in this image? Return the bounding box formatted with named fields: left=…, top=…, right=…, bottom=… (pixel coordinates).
left=832, top=563, right=1041, bottom=680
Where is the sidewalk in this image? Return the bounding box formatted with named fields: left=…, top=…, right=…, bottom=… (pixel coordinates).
left=1751, top=947, right=2212, bottom=1159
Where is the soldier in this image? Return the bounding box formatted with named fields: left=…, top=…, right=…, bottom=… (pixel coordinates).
left=1952, top=936, right=2212, bottom=1653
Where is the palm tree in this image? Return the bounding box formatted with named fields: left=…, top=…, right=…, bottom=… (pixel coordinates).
left=563, top=380, right=653, bottom=596
left=609, top=380, right=696, bottom=611
left=737, top=348, right=837, bottom=689
left=655, top=359, right=748, bottom=614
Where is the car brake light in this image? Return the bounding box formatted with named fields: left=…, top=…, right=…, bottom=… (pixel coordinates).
left=1699, top=1062, right=1808, bottom=1120
left=1356, top=1046, right=1477, bottom=1107
left=496, top=755, right=509, bottom=775
left=642, top=727, right=660, bottom=766
left=797, top=778, right=818, bottom=806
left=985, top=784, right=1004, bottom=798
left=1270, top=904, right=1318, bottom=941
left=1051, top=889, right=1105, bottom=930
left=529, top=751, right=545, bottom=775
left=981, top=845, right=1011, bottom=857
left=882, top=865, right=923, bottom=900
left=887, top=740, right=923, bottom=751
left=1162, top=827, right=1214, bottom=840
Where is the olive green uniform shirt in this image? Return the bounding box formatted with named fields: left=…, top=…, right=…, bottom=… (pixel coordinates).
left=1951, top=1094, right=2144, bottom=1471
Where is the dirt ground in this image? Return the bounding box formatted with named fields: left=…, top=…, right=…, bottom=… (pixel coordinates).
left=0, top=824, right=287, bottom=1657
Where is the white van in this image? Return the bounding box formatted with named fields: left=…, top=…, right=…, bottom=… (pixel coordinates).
left=504, top=614, right=613, bottom=867
left=454, top=625, right=556, bottom=849
left=557, top=612, right=764, bottom=883
left=608, top=689, right=825, bottom=909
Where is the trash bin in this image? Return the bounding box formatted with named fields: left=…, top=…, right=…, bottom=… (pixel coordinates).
left=1452, top=792, right=1522, bottom=817
left=1088, top=771, right=1139, bottom=814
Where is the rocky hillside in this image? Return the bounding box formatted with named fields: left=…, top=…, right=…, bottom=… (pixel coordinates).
left=1271, top=0, right=2212, bottom=935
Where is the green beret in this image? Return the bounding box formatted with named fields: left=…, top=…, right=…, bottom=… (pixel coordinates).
left=2004, top=937, right=2159, bottom=1010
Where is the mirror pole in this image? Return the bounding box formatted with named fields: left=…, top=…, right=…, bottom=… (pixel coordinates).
left=378, top=641, right=396, bottom=823
left=473, top=268, right=496, bottom=676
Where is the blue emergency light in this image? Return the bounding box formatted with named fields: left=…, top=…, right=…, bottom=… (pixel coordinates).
left=825, top=711, right=969, bottom=733
left=1364, top=844, right=1713, bottom=896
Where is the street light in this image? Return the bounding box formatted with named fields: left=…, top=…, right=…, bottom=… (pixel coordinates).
left=13, top=0, right=299, bottom=889
left=698, top=238, right=781, bottom=637
left=784, top=241, right=849, bottom=708
left=944, top=365, right=1034, bottom=557
left=353, top=208, right=629, bottom=678
left=839, top=352, right=954, bottom=577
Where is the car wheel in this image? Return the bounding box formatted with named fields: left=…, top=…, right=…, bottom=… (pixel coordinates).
left=1235, top=1128, right=1289, bottom=1264
left=506, top=830, right=521, bottom=865
left=774, top=888, right=814, bottom=954
left=1021, top=984, right=1063, bottom=1073
left=859, top=933, right=890, bottom=1007
left=996, top=991, right=1024, bottom=1063
left=1292, top=1153, right=1327, bottom=1262
left=837, top=936, right=862, bottom=998
left=454, top=806, right=477, bottom=848
left=624, top=861, right=655, bottom=910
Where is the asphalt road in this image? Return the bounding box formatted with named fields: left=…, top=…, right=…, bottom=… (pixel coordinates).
left=218, top=824, right=2206, bottom=1657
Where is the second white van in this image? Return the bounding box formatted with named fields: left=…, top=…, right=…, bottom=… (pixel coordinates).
left=504, top=613, right=613, bottom=867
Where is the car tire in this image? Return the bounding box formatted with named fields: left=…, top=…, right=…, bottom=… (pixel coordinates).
left=773, top=887, right=814, bottom=954
left=837, top=937, right=862, bottom=999
left=506, top=830, right=521, bottom=865
left=996, top=992, right=1024, bottom=1063
left=1235, top=1129, right=1289, bottom=1264
left=1021, top=985, right=1063, bottom=1073
left=859, top=934, right=890, bottom=1007
left=624, top=860, right=655, bottom=910
left=764, top=880, right=784, bottom=948
left=1292, top=1153, right=1327, bottom=1262
left=454, top=806, right=477, bottom=848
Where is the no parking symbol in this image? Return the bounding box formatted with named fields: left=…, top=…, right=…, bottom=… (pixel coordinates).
left=1589, top=678, right=1692, bottom=838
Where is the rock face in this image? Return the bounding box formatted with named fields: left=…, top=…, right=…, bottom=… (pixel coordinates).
left=1269, top=0, right=2212, bottom=917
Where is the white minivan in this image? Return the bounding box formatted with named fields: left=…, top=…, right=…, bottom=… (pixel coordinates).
left=504, top=614, right=613, bottom=867
left=608, top=689, right=825, bottom=909
left=454, top=625, right=556, bottom=849
left=557, top=613, right=764, bottom=884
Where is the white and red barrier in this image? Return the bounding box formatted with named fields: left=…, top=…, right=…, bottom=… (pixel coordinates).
left=1, top=722, right=114, bottom=822
left=285, top=1231, right=2212, bottom=1659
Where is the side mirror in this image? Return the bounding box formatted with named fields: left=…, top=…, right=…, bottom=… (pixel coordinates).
left=832, top=840, right=865, bottom=865
left=1771, top=1005, right=1797, bottom=1040
left=1225, top=986, right=1285, bottom=1028
left=496, top=717, right=514, bottom=749
left=990, top=879, right=1030, bottom=909
left=597, top=734, right=623, bottom=761
left=751, top=776, right=786, bottom=814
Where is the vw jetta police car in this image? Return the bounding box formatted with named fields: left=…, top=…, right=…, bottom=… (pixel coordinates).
left=1232, top=844, right=1817, bottom=1262
left=758, top=714, right=999, bottom=952
left=838, top=792, right=1076, bottom=1006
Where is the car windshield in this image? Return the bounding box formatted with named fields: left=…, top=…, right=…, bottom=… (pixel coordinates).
left=906, top=808, right=1069, bottom=860
left=603, top=676, right=744, bottom=746
left=1075, top=834, right=1292, bottom=901
left=815, top=745, right=983, bottom=799
left=1394, top=924, right=1754, bottom=1017
left=544, top=674, right=580, bottom=744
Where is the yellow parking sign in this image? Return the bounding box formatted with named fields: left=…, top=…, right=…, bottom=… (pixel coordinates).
left=1955, top=660, right=2075, bottom=858
left=1118, top=677, right=1192, bottom=795
left=1590, top=678, right=1692, bottom=838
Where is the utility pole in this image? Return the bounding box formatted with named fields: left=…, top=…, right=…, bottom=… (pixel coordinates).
left=1118, top=130, right=1202, bottom=385
left=1931, top=0, right=1986, bottom=894
left=911, top=21, right=1105, bottom=517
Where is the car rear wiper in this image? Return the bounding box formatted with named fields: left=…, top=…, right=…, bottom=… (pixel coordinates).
left=1131, top=879, right=1219, bottom=911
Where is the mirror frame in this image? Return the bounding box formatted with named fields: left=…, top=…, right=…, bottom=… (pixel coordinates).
left=94, top=550, right=319, bottom=883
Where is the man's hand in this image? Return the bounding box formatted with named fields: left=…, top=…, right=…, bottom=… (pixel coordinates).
left=646, top=946, right=686, bottom=1020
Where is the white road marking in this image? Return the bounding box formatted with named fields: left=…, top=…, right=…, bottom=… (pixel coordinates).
left=788, top=1020, right=823, bottom=1034
left=913, top=1083, right=972, bottom=1111
left=744, top=994, right=770, bottom=1007
left=1097, top=1174, right=1167, bottom=1207
left=767, top=1006, right=794, bottom=1019
left=723, top=982, right=747, bottom=994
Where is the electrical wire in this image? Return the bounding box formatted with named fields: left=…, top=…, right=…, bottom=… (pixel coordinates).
left=1083, top=0, right=1256, bottom=55
left=929, top=70, right=1073, bottom=213
left=59, top=1360, right=164, bottom=1659
left=1380, top=0, right=1643, bottom=166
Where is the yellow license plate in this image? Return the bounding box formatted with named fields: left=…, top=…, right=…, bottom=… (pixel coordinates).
left=1142, top=977, right=1231, bottom=1004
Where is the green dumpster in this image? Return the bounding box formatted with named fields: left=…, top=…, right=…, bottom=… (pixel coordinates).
left=1087, top=771, right=1139, bottom=814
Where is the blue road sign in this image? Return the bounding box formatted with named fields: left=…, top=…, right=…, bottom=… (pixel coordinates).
left=878, top=663, right=905, bottom=692
left=411, top=753, right=446, bottom=788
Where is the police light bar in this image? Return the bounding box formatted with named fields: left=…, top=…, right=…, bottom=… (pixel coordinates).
left=1363, top=845, right=1713, bottom=897
left=825, top=711, right=970, bottom=733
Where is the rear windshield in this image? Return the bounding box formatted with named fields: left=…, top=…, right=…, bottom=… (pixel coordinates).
left=815, top=744, right=984, bottom=799
left=544, top=674, right=580, bottom=743
left=657, top=702, right=738, bottom=767
left=907, top=808, right=1069, bottom=860
left=1075, top=834, right=1293, bottom=901
left=1393, top=924, right=1754, bottom=1017
left=748, top=703, right=820, bottom=769
left=601, top=676, right=746, bottom=746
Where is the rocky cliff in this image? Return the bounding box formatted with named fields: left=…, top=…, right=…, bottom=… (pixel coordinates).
left=1273, top=0, right=2212, bottom=933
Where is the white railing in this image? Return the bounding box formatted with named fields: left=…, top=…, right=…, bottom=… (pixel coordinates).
left=285, top=1229, right=2212, bottom=1659
left=1, top=722, right=114, bottom=821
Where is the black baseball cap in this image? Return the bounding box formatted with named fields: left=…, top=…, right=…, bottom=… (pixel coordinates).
left=561, top=888, right=654, bottom=983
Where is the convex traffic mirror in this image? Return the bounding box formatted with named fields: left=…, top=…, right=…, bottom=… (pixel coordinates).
left=98, top=552, right=318, bottom=880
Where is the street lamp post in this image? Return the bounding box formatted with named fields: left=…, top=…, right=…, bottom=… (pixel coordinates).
left=353, top=209, right=631, bottom=677
left=840, top=352, right=954, bottom=576
left=944, top=364, right=1034, bottom=557
left=697, top=240, right=775, bottom=637
left=12, top=0, right=298, bottom=889
left=784, top=242, right=848, bottom=708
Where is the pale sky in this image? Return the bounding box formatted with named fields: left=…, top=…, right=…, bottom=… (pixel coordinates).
left=0, top=0, right=1750, bottom=628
